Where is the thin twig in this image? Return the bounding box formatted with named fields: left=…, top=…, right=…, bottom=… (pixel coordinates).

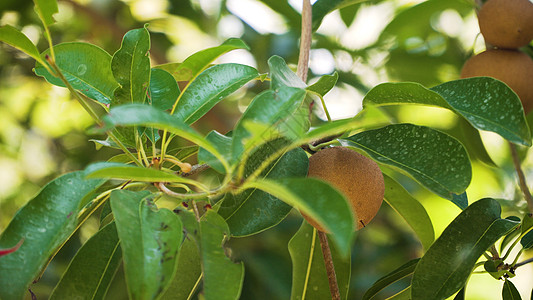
left=182, top=164, right=211, bottom=177
left=317, top=230, right=340, bottom=300
left=297, top=0, right=312, bottom=82
left=509, top=142, right=533, bottom=212
left=515, top=257, right=533, bottom=268
left=156, top=182, right=208, bottom=200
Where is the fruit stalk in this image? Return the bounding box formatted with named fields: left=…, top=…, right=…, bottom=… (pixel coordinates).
left=317, top=230, right=341, bottom=300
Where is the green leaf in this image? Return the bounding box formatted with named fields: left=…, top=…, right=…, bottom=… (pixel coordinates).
left=363, top=78, right=532, bottom=146
left=433, top=78, right=531, bottom=146
left=343, top=123, right=472, bottom=201
left=112, top=26, right=151, bottom=105
left=520, top=229, right=533, bottom=249
left=288, top=221, right=351, bottom=300
left=452, top=192, right=468, bottom=210
left=502, top=280, right=522, bottom=300
left=34, top=42, right=118, bottom=104
left=95, top=104, right=228, bottom=171
left=521, top=213, right=533, bottom=234
left=454, top=287, right=466, bottom=300
left=33, top=0, right=58, bottom=26
left=500, top=217, right=521, bottom=253
left=268, top=55, right=306, bottom=89
left=84, top=162, right=200, bottom=185
left=386, top=287, right=411, bottom=300
left=383, top=175, right=434, bottom=250
left=231, top=86, right=307, bottom=162
left=198, top=130, right=232, bottom=174
left=0, top=25, right=44, bottom=64
left=243, top=177, right=355, bottom=257
left=200, top=210, right=244, bottom=300
left=411, top=198, right=519, bottom=300
left=220, top=139, right=309, bottom=237
left=0, top=172, right=104, bottom=300
left=307, top=72, right=339, bottom=96
left=174, top=63, right=259, bottom=124
left=157, top=38, right=249, bottom=81
left=148, top=68, right=179, bottom=111
left=312, top=0, right=356, bottom=31
left=458, top=118, right=496, bottom=167
left=50, top=222, right=121, bottom=300
left=161, top=238, right=202, bottom=300
left=110, top=190, right=183, bottom=300
left=362, top=258, right=419, bottom=300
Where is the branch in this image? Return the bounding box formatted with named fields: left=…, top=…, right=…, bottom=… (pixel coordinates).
left=297, top=0, right=312, bottom=82
left=317, top=230, right=340, bottom=300
left=509, top=142, right=533, bottom=212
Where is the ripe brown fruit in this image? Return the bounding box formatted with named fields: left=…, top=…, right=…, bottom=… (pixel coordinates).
left=460, top=49, right=533, bottom=113
left=302, top=147, right=384, bottom=231
left=478, top=0, right=533, bottom=49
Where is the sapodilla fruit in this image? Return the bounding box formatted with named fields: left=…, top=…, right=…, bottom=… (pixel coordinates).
left=478, top=0, right=533, bottom=49
left=460, top=49, right=533, bottom=114
left=302, top=147, right=384, bottom=231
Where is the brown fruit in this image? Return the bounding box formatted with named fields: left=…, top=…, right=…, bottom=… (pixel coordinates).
left=478, top=0, right=533, bottom=49
left=460, top=49, right=533, bottom=113
left=302, top=147, right=384, bottom=231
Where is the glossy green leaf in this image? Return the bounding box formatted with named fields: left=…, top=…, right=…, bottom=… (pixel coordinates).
left=95, top=104, right=228, bottom=171
left=454, top=287, right=466, bottom=300
left=84, top=162, right=200, bottom=185
left=34, top=42, right=118, bottom=104
left=161, top=207, right=201, bottom=299
left=288, top=221, right=351, bottom=300
left=386, top=287, right=411, bottom=300
left=307, top=72, right=339, bottom=96
left=500, top=217, right=521, bottom=253
left=343, top=123, right=472, bottom=200
left=520, top=229, right=533, bottom=249
left=33, top=0, right=58, bottom=26
left=198, top=130, right=232, bottom=174
left=0, top=172, right=104, bottom=300
left=174, top=63, right=259, bottom=124
left=110, top=190, right=183, bottom=300
left=521, top=213, right=533, bottom=234
left=411, top=198, right=519, bottom=300
left=362, top=258, right=419, bottom=300
left=220, top=139, right=309, bottom=237
left=231, top=86, right=306, bottom=162
left=451, top=192, right=468, bottom=210
left=383, top=175, right=434, bottom=250
left=200, top=210, right=244, bottom=300
left=50, top=222, right=121, bottom=299
left=243, top=177, right=355, bottom=257
left=148, top=68, right=179, bottom=111
left=112, top=26, right=151, bottom=105
left=268, top=55, right=305, bottom=89
left=364, top=78, right=532, bottom=146
left=0, top=25, right=44, bottom=64
left=502, top=280, right=522, bottom=300
left=433, top=78, right=531, bottom=146
left=158, top=38, right=249, bottom=81
left=458, top=118, right=496, bottom=167
left=161, top=237, right=202, bottom=300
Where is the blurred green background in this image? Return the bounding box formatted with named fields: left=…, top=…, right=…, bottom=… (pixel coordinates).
left=1, top=0, right=532, bottom=299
